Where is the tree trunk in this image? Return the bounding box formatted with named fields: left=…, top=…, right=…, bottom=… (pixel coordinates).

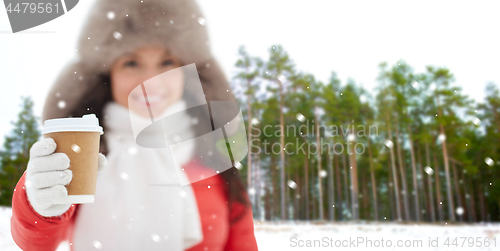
left=388, top=165, right=396, bottom=220
left=367, top=139, right=379, bottom=221
left=433, top=152, right=444, bottom=222
left=416, top=142, right=428, bottom=221
left=451, top=160, right=463, bottom=222
left=386, top=113, right=402, bottom=221
left=285, top=156, right=293, bottom=220
left=304, top=141, right=309, bottom=220
left=478, top=182, right=486, bottom=222
left=395, top=124, right=410, bottom=221
left=271, top=155, right=278, bottom=221
left=407, top=125, right=420, bottom=221
left=435, top=94, right=455, bottom=222
left=279, top=80, right=286, bottom=220
left=335, top=150, right=343, bottom=221
left=315, top=107, right=324, bottom=220
left=295, top=172, right=300, bottom=220
left=264, top=186, right=272, bottom=221
left=425, top=142, right=436, bottom=222
left=361, top=171, right=369, bottom=219
left=462, top=172, right=474, bottom=222
left=342, top=148, right=351, bottom=219
left=328, top=140, right=335, bottom=221
left=348, top=129, right=359, bottom=220
left=311, top=163, right=317, bottom=220
left=256, top=153, right=262, bottom=220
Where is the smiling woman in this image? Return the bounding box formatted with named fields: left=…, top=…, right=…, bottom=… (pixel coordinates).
left=9, top=0, right=257, bottom=250
left=110, top=46, right=185, bottom=118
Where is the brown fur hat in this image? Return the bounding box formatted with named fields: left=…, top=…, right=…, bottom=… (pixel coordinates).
left=43, top=0, right=233, bottom=121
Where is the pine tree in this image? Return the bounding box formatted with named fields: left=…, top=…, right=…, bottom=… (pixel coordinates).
left=263, top=45, right=295, bottom=220
left=0, top=96, right=41, bottom=205
left=234, top=46, right=263, bottom=190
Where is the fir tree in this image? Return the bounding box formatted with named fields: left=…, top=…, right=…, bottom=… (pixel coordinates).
left=0, top=96, right=41, bottom=206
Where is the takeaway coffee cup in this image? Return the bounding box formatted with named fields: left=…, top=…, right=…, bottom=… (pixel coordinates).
left=41, top=114, right=103, bottom=204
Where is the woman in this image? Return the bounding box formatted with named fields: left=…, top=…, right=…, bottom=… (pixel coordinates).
left=10, top=0, right=257, bottom=250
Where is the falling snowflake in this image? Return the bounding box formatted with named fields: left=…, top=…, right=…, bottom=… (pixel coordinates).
left=485, top=157, right=494, bottom=166
left=248, top=188, right=256, bottom=195
left=58, top=100, right=66, bottom=109
left=296, top=113, right=306, bottom=122
left=359, top=95, right=367, bottom=103
left=320, top=170, right=327, bottom=178
left=287, top=180, right=297, bottom=189
left=173, top=134, right=182, bottom=143
left=277, top=74, right=287, bottom=83
left=128, top=146, right=137, bottom=155
left=384, top=139, right=394, bottom=149
left=151, top=234, right=161, bottom=243
left=92, top=240, right=103, bottom=249
left=120, top=172, right=129, bottom=181
left=107, top=11, right=115, bottom=20
left=424, top=166, right=434, bottom=175
left=234, top=161, right=242, bottom=170
left=197, top=17, right=206, bottom=26
left=472, top=117, right=481, bottom=126
left=71, top=144, right=81, bottom=153
left=438, top=134, right=446, bottom=142
left=251, top=118, right=260, bottom=125
left=347, top=134, right=355, bottom=142
left=178, top=190, right=187, bottom=198
left=456, top=207, right=464, bottom=216
left=113, top=31, right=123, bottom=41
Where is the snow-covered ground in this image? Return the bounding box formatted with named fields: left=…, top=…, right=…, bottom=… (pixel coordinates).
left=2, top=206, right=499, bottom=251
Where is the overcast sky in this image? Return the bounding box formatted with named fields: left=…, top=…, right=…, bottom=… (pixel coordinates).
left=1, top=0, right=499, bottom=148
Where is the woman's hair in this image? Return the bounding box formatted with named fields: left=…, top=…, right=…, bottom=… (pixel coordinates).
left=68, top=70, right=251, bottom=224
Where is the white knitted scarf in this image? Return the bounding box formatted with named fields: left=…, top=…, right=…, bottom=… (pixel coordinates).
left=72, top=100, right=203, bottom=251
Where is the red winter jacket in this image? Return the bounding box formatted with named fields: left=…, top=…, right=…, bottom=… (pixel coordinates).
left=11, top=159, right=258, bottom=251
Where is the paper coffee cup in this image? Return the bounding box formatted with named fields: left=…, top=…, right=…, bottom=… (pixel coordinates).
left=42, top=114, right=103, bottom=204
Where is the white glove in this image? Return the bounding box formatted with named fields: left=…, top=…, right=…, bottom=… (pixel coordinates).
left=25, top=138, right=107, bottom=217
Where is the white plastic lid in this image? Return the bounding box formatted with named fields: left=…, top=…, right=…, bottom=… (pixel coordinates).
left=42, top=114, right=104, bottom=135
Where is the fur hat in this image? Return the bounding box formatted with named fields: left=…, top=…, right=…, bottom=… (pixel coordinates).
left=43, top=0, right=233, bottom=121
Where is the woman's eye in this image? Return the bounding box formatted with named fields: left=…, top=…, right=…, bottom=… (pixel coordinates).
left=162, top=59, right=174, bottom=66
left=124, top=60, right=137, bottom=67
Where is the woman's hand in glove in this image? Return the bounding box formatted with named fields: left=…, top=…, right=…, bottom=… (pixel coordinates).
left=25, top=137, right=106, bottom=217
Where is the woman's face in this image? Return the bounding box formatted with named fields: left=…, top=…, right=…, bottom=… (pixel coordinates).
left=110, top=46, right=184, bottom=117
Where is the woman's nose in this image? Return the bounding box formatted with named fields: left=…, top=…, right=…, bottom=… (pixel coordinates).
left=141, top=68, right=171, bottom=92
